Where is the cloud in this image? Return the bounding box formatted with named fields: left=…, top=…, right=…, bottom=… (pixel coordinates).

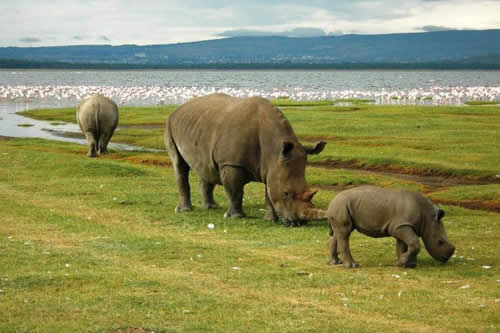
left=419, top=25, right=456, bottom=32
left=216, top=27, right=331, bottom=38
left=19, top=37, right=41, bottom=43
left=1, top=1, right=499, bottom=46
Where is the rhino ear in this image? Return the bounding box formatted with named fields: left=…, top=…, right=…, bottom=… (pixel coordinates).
left=437, top=208, right=445, bottom=221
left=304, top=141, right=326, bottom=155
left=281, top=141, right=294, bottom=160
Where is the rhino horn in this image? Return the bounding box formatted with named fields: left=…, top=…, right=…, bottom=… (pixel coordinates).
left=298, top=207, right=328, bottom=220
left=301, top=188, right=318, bottom=202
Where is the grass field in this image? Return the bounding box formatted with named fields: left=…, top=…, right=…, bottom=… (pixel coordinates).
left=2, top=101, right=499, bottom=332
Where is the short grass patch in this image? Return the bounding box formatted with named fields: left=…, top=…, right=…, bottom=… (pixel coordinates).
left=0, top=134, right=498, bottom=332
left=20, top=103, right=500, bottom=180
left=9, top=101, right=500, bottom=331
left=465, top=100, right=499, bottom=106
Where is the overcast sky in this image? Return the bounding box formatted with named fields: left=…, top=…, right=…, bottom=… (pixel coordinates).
left=2, top=0, right=500, bottom=47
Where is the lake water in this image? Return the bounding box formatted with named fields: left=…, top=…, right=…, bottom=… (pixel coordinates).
left=1, top=69, right=499, bottom=144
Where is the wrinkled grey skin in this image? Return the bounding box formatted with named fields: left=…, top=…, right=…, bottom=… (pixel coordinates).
left=327, top=186, right=455, bottom=268
left=165, top=93, right=327, bottom=226
left=76, top=95, right=119, bottom=157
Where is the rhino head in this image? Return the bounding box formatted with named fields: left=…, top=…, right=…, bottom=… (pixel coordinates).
left=266, top=140, right=327, bottom=226
left=422, top=206, right=455, bottom=262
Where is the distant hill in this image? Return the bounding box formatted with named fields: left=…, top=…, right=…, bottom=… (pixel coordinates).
left=1, top=30, right=500, bottom=68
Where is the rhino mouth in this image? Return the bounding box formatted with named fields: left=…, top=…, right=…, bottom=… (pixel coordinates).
left=433, top=247, right=455, bottom=263
left=280, top=216, right=307, bottom=227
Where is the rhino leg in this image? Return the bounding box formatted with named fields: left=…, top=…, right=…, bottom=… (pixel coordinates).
left=173, top=161, right=192, bottom=212
left=200, top=179, right=220, bottom=209
left=327, top=235, right=341, bottom=265
left=98, top=131, right=111, bottom=154
left=98, top=125, right=116, bottom=154
left=396, top=239, right=408, bottom=261
left=165, top=131, right=193, bottom=212
left=334, top=217, right=359, bottom=268
left=221, top=166, right=246, bottom=218
left=84, top=131, right=98, bottom=157
left=392, top=226, right=420, bottom=268
left=264, top=185, right=278, bottom=222
left=336, top=232, right=359, bottom=268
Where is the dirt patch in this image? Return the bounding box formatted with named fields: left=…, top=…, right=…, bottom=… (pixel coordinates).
left=317, top=184, right=500, bottom=213
left=310, top=159, right=500, bottom=188
left=430, top=198, right=500, bottom=213
left=312, top=159, right=500, bottom=213
left=103, top=154, right=171, bottom=167
left=325, top=106, right=361, bottom=112
left=316, top=183, right=360, bottom=193
left=109, top=328, right=155, bottom=333
left=299, top=135, right=347, bottom=143
left=118, top=124, right=164, bottom=129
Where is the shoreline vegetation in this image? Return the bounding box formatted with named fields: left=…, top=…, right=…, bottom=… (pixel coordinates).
left=1, top=100, right=498, bottom=332
left=2, top=58, right=500, bottom=70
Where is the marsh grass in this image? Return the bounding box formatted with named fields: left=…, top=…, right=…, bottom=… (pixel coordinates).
left=5, top=101, right=499, bottom=332
left=465, top=100, right=499, bottom=106
left=20, top=102, right=500, bottom=179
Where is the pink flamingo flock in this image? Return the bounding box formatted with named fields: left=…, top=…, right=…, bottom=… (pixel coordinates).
left=1, top=84, right=499, bottom=105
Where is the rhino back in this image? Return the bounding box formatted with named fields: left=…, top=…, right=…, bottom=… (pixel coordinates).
left=329, top=186, right=423, bottom=237
left=77, top=95, right=118, bottom=132
left=168, top=94, right=298, bottom=183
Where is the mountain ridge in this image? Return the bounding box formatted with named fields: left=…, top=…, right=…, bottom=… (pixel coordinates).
left=1, top=29, right=500, bottom=68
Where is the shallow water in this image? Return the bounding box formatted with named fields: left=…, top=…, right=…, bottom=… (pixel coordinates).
left=1, top=69, right=499, bottom=105
left=0, top=100, right=160, bottom=151
left=1, top=69, right=499, bottom=148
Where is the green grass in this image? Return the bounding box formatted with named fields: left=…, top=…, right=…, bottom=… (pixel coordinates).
left=17, top=123, right=34, bottom=127
left=333, top=98, right=376, bottom=104
left=465, top=100, right=499, bottom=106
left=0, top=137, right=498, bottom=332
left=20, top=103, right=500, bottom=179
left=2, top=100, right=500, bottom=332
left=269, top=99, right=333, bottom=107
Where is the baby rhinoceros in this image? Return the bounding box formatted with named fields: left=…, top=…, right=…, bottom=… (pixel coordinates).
left=327, top=186, right=455, bottom=268
left=77, top=95, right=119, bottom=157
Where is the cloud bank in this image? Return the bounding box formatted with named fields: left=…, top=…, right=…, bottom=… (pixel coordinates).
left=216, top=27, right=333, bottom=38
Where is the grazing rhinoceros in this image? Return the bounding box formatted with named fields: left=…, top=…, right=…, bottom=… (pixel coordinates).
left=165, top=93, right=327, bottom=226
left=327, top=186, right=455, bottom=268
left=76, top=95, right=119, bottom=157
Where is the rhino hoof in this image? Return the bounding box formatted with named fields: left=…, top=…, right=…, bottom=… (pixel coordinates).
left=396, top=260, right=416, bottom=268
left=264, top=211, right=279, bottom=222
left=344, top=262, right=360, bottom=268
left=175, top=205, right=193, bottom=213
left=203, top=203, right=220, bottom=209
left=224, top=211, right=245, bottom=219
left=328, top=259, right=342, bottom=266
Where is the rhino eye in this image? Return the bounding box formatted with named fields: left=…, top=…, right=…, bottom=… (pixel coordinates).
left=283, top=191, right=294, bottom=200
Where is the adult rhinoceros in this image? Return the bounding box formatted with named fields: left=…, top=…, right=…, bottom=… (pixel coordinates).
left=76, top=95, right=119, bottom=157
left=165, top=93, right=326, bottom=226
